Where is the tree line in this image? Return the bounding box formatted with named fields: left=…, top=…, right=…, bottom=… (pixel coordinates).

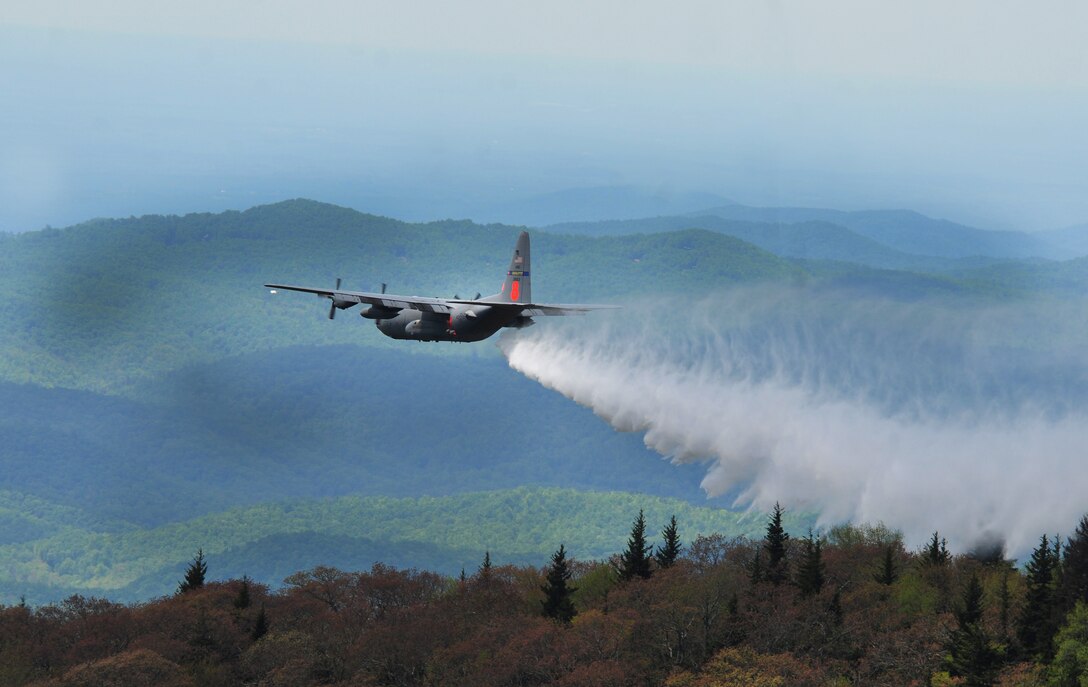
left=4, top=507, right=1088, bottom=686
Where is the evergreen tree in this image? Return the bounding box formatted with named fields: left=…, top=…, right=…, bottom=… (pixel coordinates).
left=947, top=574, right=1000, bottom=687
left=923, top=531, right=951, bottom=566
left=829, top=589, right=844, bottom=627
left=1062, top=517, right=1088, bottom=613
left=541, top=544, right=578, bottom=624
left=957, top=573, right=984, bottom=628
left=233, top=575, right=251, bottom=610
left=655, top=515, right=682, bottom=569
left=617, top=509, right=653, bottom=582
left=1018, top=534, right=1060, bottom=660
left=763, top=502, right=790, bottom=585
left=998, top=568, right=1011, bottom=642
left=748, top=548, right=765, bottom=585
left=477, top=551, right=493, bottom=582
left=251, top=604, right=269, bottom=641
left=795, top=530, right=825, bottom=598
left=177, top=548, right=207, bottom=594
left=873, top=546, right=899, bottom=586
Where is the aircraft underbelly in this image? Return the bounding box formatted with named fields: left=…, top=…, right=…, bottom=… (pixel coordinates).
left=375, top=309, right=508, bottom=342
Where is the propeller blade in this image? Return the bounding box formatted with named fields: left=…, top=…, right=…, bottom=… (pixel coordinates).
left=329, top=277, right=342, bottom=319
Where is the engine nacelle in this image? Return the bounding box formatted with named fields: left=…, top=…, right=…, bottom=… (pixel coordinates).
left=360, top=305, right=401, bottom=320
left=511, top=316, right=535, bottom=329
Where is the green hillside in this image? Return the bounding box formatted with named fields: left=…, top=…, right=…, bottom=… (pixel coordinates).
left=0, top=200, right=801, bottom=393
left=1, top=198, right=1071, bottom=395
left=0, top=347, right=715, bottom=528
left=0, top=486, right=812, bottom=604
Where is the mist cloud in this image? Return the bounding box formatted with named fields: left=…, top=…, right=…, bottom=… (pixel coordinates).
left=498, top=288, right=1088, bottom=557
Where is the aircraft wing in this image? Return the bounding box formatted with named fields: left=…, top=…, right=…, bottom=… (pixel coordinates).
left=265, top=284, right=455, bottom=314
left=447, top=299, right=620, bottom=316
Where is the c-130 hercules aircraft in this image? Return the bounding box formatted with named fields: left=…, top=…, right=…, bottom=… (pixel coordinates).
left=266, top=231, right=615, bottom=342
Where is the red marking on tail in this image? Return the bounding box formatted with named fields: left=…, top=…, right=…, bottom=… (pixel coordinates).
left=510, top=280, right=520, bottom=301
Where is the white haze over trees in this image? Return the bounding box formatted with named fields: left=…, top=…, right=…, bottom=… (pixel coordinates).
left=500, top=289, right=1088, bottom=557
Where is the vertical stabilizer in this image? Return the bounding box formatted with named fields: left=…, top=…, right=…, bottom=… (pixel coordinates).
left=497, top=231, right=531, bottom=304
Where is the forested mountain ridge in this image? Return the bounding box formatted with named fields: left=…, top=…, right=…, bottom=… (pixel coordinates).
left=3, top=198, right=1084, bottom=394
left=0, top=199, right=800, bottom=393
left=549, top=208, right=1088, bottom=268
left=694, top=203, right=1072, bottom=259
left=0, top=486, right=812, bottom=604
left=7, top=509, right=1088, bottom=686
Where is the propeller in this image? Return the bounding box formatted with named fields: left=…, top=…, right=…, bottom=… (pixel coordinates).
left=328, top=278, right=341, bottom=319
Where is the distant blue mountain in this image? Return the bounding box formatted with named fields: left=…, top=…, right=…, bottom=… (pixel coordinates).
left=548, top=215, right=932, bottom=269
left=696, top=204, right=1067, bottom=260
left=549, top=202, right=1088, bottom=261
left=472, top=185, right=735, bottom=226
left=1038, top=223, right=1088, bottom=259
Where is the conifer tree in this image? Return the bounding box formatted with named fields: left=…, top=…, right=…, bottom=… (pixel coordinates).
left=1063, top=516, right=1088, bottom=614
left=251, top=604, right=268, bottom=641
left=874, top=546, right=898, bottom=585
left=1018, top=534, right=1060, bottom=660
left=763, top=502, right=790, bottom=585
left=177, top=548, right=207, bottom=594
left=957, top=573, right=984, bottom=628
left=923, top=531, right=951, bottom=566
left=999, top=568, right=1011, bottom=641
left=233, top=575, right=251, bottom=610
left=478, top=551, right=493, bottom=582
left=748, top=548, right=765, bottom=585
left=829, top=589, right=844, bottom=626
left=947, top=574, right=1000, bottom=686
left=655, top=515, right=682, bottom=569
left=541, top=544, right=578, bottom=624
left=795, top=530, right=825, bottom=598
left=617, top=509, right=653, bottom=581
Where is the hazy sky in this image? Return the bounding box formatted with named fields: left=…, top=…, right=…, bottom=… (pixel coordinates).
left=3, top=1, right=1087, bottom=230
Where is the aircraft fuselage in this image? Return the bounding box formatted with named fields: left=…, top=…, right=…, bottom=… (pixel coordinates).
left=375, top=303, right=533, bottom=342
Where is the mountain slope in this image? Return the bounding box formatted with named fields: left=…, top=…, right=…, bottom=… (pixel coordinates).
left=0, top=346, right=713, bottom=528
left=0, top=200, right=801, bottom=392
left=547, top=214, right=954, bottom=270
left=696, top=204, right=1062, bottom=259
left=0, top=486, right=812, bottom=604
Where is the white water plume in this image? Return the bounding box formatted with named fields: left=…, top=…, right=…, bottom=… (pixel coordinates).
left=499, top=289, right=1088, bottom=557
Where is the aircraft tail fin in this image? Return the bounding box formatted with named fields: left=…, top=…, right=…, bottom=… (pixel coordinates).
left=497, top=231, right=531, bottom=304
